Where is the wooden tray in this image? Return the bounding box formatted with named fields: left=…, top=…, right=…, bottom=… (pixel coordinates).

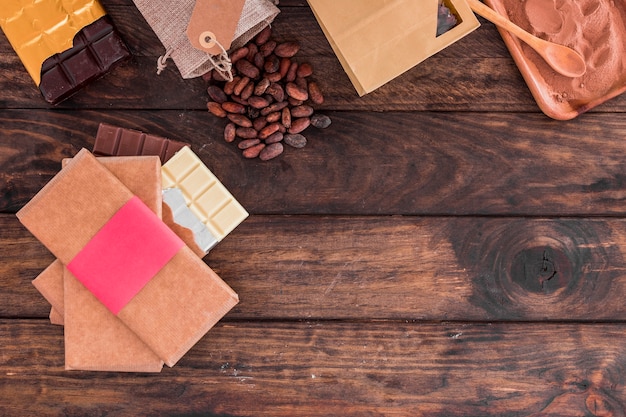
left=484, top=0, right=626, bottom=120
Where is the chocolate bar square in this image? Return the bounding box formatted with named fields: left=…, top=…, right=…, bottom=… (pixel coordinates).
left=39, top=16, right=130, bottom=104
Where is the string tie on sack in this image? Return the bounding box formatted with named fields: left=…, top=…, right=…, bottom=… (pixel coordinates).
left=156, top=38, right=233, bottom=82
left=203, top=36, right=234, bottom=82
left=156, top=48, right=174, bottom=75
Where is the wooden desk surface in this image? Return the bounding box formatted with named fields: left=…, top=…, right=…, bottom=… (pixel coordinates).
left=2, top=1, right=626, bottom=416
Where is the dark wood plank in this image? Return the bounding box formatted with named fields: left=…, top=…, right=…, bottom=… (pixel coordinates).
left=4, top=214, right=626, bottom=321
left=2, top=110, right=626, bottom=216
left=1, top=4, right=624, bottom=112
left=2, top=319, right=625, bottom=417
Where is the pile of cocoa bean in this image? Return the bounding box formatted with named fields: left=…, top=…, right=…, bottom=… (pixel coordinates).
left=203, top=26, right=331, bottom=161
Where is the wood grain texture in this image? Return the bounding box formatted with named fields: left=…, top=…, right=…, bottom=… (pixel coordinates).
left=4, top=214, right=626, bottom=321
left=2, top=110, right=626, bottom=215
left=2, top=0, right=626, bottom=415
left=2, top=320, right=626, bottom=417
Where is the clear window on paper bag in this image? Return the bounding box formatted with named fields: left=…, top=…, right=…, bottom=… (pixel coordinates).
left=437, top=0, right=462, bottom=36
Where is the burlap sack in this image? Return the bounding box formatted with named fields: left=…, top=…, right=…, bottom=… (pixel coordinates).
left=133, top=0, right=280, bottom=79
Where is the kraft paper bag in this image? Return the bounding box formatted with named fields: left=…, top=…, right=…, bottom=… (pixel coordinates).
left=307, top=0, right=480, bottom=96
left=18, top=149, right=239, bottom=367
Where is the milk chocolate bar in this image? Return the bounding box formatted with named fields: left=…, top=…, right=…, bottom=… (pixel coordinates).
left=93, top=123, right=189, bottom=164
left=18, top=149, right=238, bottom=367
left=0, top=1, right=129, bottom=104
left=162, top=147, right=248, bottom=243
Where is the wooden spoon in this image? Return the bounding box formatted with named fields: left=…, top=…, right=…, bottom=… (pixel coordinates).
left=467, top=0, right=587, bottom=78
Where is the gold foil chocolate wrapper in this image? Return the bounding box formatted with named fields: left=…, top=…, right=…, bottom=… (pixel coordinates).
left=0, top=0, right=106, bottom=85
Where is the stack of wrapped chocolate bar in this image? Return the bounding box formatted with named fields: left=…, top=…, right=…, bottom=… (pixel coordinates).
left=20, top=124, right=248, bottom=372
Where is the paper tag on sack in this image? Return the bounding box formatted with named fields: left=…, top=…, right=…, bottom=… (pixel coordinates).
left=186, top=0, right=246, bottom=55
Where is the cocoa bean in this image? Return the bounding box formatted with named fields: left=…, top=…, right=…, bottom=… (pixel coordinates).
left=265, top=71, right=282, bottom=82
left=285, top=62, right=298, bottom=82
left=288, top=117, right=311, bottom=134
left=259, top=122, right=281, bottom=139
left=262, top=93, right=275, bottom=105
left=236, top=127, right=258, bottom=139
left=260, top=101, right=289, bottom=116
left=240, top=82, right=255, bottom=100
left=279, top=57, right=291, bottom=78
left=236, top=59, right=260, bottom=79
left=267, top=83, right=285, bottom=102
left=274, top=41, right=300, bottom=58
left=248, top=96, right=270, bottom=109
left=254, top=78, right=270, bottom=96
left=253, top=116, right=268, bottom=131
left=230, top=47, right=249, bottom=64
left=222, top=101, right=247, bottom=114
left=233, top=76, right=251, bottom=96
left=207, top=85, right=227, bottom=103
left=243, top=143, right=265, bottom=158
left=254, top=26, right=272, bottom=45
left=207, top=101, right=226, bottom=118
left=290, top=105, right=314, bottom=118
left=264, top=55, right=280, bottom=73
left=202, top=71, right=212, bottom=82
left=288, top=97, right=304, bottom=107
left=284, top=133, right=307, bottom=148
left=308, top=81, right=324, bottom=104
left=311, top=113, right=332, bottom=129
left=253, top=52, right=265, bottom=70
left=231, top=95, right=249, bottom=106
left=296, top=62, right=313, bottom=78
left=223, top=76, right=240, bottom=95
left=278, top=124, right=287, bottom=134
left=260, top=40, right=277, bottom=57
left=285, top=82, right=308, bottom=101
left=238, top=138, right=261, bottom=149
left=224, top=123, right=236, bottom=142
left=265, top=111, right=281, bottom=123
left=227, top=114, right=253, bottom=127
left=264, top=131, right=284, bottom=144
left=259, top=142, right=284, bottom=161
left=281, top=107, right=292, bottom=129
left=246, top=43, right=259, bottom=62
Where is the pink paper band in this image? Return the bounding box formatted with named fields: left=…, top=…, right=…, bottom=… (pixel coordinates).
left=67, top=196, right=184, bottom=314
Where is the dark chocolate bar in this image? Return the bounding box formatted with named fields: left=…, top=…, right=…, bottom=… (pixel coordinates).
left=40, top=16, right=130, bottom=105
left=93, top=123, right=189, bottom=163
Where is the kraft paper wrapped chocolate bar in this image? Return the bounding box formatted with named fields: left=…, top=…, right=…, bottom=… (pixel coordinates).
left=0, top=0, right=130, bottom=104
left=33, top=156, right=165, bottom=372
left=18, top=149, right=239, bottom=367
left=32, top=156, right=164, bottom=326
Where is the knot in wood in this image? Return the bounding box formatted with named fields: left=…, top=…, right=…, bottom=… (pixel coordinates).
left=510, top=246, right=570, bottom=294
